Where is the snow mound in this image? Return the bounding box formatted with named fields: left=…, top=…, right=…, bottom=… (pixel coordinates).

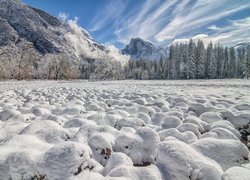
left=39, top=142, right=94, bottom=179
left=0, top=80, right=250, bottom=179
left=156, top=139, right=223, bottom=180
left=192, top=138, right=249, bottom=170
left=222, top=166, right=250, bottom=180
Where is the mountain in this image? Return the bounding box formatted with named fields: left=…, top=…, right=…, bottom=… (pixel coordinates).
left=233, top=42, right=250, bottom=50
left=0, top=0, right=127, bottom=80
left=121, top=38, right=168, bottom=61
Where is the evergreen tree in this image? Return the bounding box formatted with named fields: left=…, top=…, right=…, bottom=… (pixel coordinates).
left=168, top=45, right=175, bottom=79
left=222, top=47, right=229, bottom=78
left=207, top=42, right=217, bottom=79
left=243, top=46, right=250, bottom=79
left=187, top=39, right=196, bottom=79
left=237, top=47, right=246, bottom=78
left=229, top=47, right=236, bottom=78
left=217, top=45, right=225, bottom=78
left=196, top=40, right=205, bottom=79
left=171, top=44, right=180, bottom=79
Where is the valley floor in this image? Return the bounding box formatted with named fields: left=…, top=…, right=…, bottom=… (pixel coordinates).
left=0, top=79, right=250, bottom=179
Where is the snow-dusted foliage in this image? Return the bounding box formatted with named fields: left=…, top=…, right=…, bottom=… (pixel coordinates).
left=124, top=40, right=250, bottom=80
left=0, top=79, right=250, bottom=179
left=0, top=0, right=128, bottom=80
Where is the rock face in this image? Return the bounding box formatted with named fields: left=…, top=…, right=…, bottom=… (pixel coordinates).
left=0, top=0, right=127, bottom=79
left=0, top=0, right=61, bottom=54
left=122, top=38, right=168, bottom=61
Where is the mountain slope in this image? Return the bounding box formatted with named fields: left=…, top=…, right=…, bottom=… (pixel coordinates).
left=233, top=42, right=250, bottom=50
left=122, top=38, right=168, bottom=61
left=0, top=0, right=127, bottom=79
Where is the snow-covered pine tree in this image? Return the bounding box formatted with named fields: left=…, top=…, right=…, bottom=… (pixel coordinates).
left=149, top=65, right=156, bottom=79
left=156, top=57, right=164, bottom=79
left=222, top=47, right=229, bottom=78
left=213, top=44, right=219, bottom=79
left=171, top=44, right=180, bottom=79
left=196, top=40, right=205, bottom=79
left=229, top=47, right=236, bottom=78
left=237, top=47, right=246, bottom=78
left=168, top=44, right=175, bottom=79
left=207, top=42, right=217, bottom=79
left=243, top=45, right=250, bottom=79
left=217, top=45, right=225, bottom=79
left=187, top=39, right=196, bottom=79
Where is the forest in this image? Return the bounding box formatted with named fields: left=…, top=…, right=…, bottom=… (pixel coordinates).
left=124, top=40, right=250, bottom=80
left=0, top=40, right=250, bottom=80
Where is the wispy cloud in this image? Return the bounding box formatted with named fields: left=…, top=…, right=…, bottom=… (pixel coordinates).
left=173, top=17, right=250, bottom=46
left=110, top=0, right=250, bottom=46
left=155, top=0, right=250, bottom=42
left=89, top=0, right=128, bottom=32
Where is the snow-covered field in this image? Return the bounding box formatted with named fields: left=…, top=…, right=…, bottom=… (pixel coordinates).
left=0, top=79, right=250, bottom=180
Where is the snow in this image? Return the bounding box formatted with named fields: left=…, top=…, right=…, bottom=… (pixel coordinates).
left=0, top=79, right=250, bottom=179
left=222, top=166, right=250, bottom=180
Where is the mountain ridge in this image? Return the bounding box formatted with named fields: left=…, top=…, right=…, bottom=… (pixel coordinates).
left=121, top=38, right=168, bottom=61
left=0, top=0, right=127, bottom=79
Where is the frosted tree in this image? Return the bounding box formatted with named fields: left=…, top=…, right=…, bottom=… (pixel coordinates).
left=149, top=65, right=156, bottom=79
left=229, top=47, right=236, bottom=78
left=141, top=69, right=149, bottom=80
left=187, top=39, right=196, bottom=79
left=16, top=42, right=39, bottom=80
left=217, top=45, right=225, bottom=78
left=196, top=40, right=205, bottom=79
left=222, top=47, right=229, bottom=78
left=174, top=44, right=182, bottom=79
left=207, top=42, right=217, bottom=79
left=237, top=47, right=246, bottom=78
left=243, top=46, right=250, bottom=79
left=171, top=44, right=179, bottom=79
left=179, top=43, right=188, bottom=79
left=168, top=44, right=175, bottom=79
left=0, top=47, right=15, bottom=79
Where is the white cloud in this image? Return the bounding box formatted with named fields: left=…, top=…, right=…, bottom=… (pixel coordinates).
left=90, top=0, right=128, bottom=32
left=59, top=15, right=128, bottom=65
left=155, top=1, right=250, bottom=42
left=172, top=17, right=250, bottom=47
left=111, top=0, right=250, bottom=46
left=106, top=45, right=129, bottom=66
left=172, top=34, right=210, bottom=45
left=207, top=25, right=222, bottom=31
left=58, top=12, right=69, bottom=22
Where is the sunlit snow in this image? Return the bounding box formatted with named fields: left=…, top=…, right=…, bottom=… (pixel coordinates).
left=0, top=79, right=250, bottom=180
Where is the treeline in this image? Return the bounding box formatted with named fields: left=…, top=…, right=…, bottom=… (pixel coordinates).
left=124, top=40, right=250, bottom=80
left=0, top=42, right=124, bottom=80
left=0, top=39, right=250, bottom=80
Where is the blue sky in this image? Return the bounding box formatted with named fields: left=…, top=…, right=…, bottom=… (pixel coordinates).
left=22, top=0, right=250, bottom=48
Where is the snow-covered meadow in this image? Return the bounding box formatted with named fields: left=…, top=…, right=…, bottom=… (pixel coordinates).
left=0, top=79, right=250, bottom=180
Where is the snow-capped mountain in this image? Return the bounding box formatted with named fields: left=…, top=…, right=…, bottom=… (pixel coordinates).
left=0, top=0, right=127, bottom=68
left=121, top=38, right=168, bottom=61
left=233, top=42, right=250, bottom=50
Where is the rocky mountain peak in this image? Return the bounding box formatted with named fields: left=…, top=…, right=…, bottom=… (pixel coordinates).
left=122, top=37, right=168, bottom=61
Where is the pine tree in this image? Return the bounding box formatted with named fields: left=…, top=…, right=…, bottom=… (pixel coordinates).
left=168, top=45, right=175, bottom=79
left=217, top=45, right=225, bottom=78
left=229, top=47, right=236, bottom=78
left=171, top=44, right=180, bottom=79
left=187, top=39, right=196, bottom=79
left=179, top=43, right=188, bottom=79
left=196, top=40, right=205, bottom=79
left=243, top=46, right=250, bottom=79
left=222, top=47, right=229, bottom=78
left=207, top=42, right=217, bottom=79
left=237, top=47, right=246, bottom=78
